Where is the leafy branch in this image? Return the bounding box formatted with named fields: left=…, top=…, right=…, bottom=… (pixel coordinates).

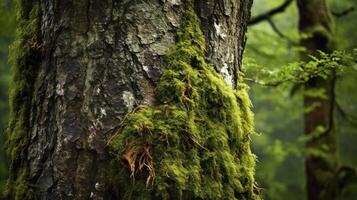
left=244, top=50, right=357, bottom=87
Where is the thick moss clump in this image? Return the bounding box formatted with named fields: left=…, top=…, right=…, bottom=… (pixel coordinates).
left=109, top=3, right=259, bottom=200
left=5, top=0, right=41, bottom=199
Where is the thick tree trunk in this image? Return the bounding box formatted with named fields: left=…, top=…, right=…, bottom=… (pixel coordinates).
left=6, top=0, right=255, bottom=199
left=297, top=0, right=337, bottom=199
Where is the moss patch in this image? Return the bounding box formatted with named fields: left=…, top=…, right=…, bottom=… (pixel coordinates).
left=5, top=0, right=41, bottom=199
left=109, top=2, right=259, bottom=199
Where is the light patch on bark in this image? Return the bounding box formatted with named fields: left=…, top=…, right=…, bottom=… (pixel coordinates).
left=100, top=108, right=107, bottom=117
left=150, top=39, right=173, bottom=55
left=143, top=65, right=149, bottom=73
left=56, top=84, right=64, bottom=96
left=95, top=182, right=104, bottom=191
left=122, top=91, right=135, bottom=111
left=214, top=21, right=226, bottom=39
left=88, top=125, right=97, bottom=148
left=166, top=0, right=182, bottom=6
left=220, top=63, right=233, bottom=86
left=165, top=11, right=180, bottom=27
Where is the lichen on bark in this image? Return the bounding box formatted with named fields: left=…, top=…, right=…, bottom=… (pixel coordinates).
left=109, top=1, right=259, bottom=199
left=5, top=0, right=41, bottom=199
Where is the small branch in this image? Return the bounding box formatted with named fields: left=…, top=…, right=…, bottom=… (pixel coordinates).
left=243, top=77, right=285, bottom=87
left=336, top=165, right=357, bottom=191
left=246, top=45, right=272, bottom=58
left=332, top=6, right=355, bottom=18
left=249, top=0, right=294, bottom=26
left=323, top=73, right=337, bottom=135
left=335, top=101, right=357, bottom=128
left=266, top=18, right=299, bottom=45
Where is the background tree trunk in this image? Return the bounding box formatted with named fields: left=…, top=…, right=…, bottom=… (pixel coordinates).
left=6, top=0, right=255, bottom=199
left=297, top=0, right=337, bottom=199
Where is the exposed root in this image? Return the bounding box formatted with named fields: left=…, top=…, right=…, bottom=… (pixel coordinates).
left=123, top=141, right=155, bottom=186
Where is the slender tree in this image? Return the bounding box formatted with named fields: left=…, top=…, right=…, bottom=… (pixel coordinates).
left=297, top=0, right=337, bottom=199
left=5, top=0, right=259, bottom=199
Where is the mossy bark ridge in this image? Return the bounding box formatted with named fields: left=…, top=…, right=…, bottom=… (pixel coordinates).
left=110, top=3, right=258, bottom=199
left=6, top=0, right=41, bottom=199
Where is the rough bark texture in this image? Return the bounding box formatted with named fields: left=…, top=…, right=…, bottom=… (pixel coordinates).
left=297, top=0, right=337, bottom=200
left=6, top=0, right=254, bottom=199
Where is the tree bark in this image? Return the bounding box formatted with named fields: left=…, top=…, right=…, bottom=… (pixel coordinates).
left=6, top=0, right=255, bottom=199
left=297, top=0, right=337, bottom=199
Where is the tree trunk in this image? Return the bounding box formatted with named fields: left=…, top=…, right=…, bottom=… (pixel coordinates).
left=6, top=0, right=257, bottom=199
left=297, top=0, right=337, bottom=199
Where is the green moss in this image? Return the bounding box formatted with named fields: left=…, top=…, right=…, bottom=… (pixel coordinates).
left=109, top=2, right=259, bottom=199
left=5, top=0, right=41, bottom=199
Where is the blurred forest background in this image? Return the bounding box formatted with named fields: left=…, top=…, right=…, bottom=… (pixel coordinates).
left=0, top=0, right=15, bottom=193
left=0, top=0, right=356, bottom=199
left=245, top=0, right=357, bottom=199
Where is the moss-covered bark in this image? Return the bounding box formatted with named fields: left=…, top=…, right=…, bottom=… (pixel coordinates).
left=109, top=3, right=258, bottom=199
left=6, top=0, right=256, bottom=199
left=5, top=0, right=41, bottom=199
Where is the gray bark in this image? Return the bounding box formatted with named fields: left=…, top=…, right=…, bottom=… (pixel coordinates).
left=14, top=0, right=252, bottom=199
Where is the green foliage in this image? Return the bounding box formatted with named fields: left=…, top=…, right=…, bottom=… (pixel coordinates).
left=5, top=0, right=41, bottom=199
left=109, top=2, right=259, bottom=199
left=245, top=50, right=356, bottom=87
